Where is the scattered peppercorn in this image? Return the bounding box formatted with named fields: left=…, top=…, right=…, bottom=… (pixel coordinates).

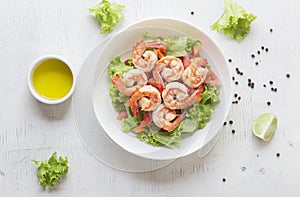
left=238, top=96, right=241, bottom=100
left=191, top=11, right=194, bottom=15
left=251, top=83, right=255, bottom=89
left=271, top=87, right=274, bottom=91
left=265, top=48, right=269, bottom=52
left=240, top=72, right=243, bottom=76
left=267, top=101, right=271, bottom=106
left=235, top=81, right=239, bottom=85
left=251, top=54, right=255, bottom=58
left=222, top=178, right=226, bottom=182
left=229, top=120, right=233, bottom=125
left=248, top=78, right=251, bottom=82
left=255, top=61, right=259, bottom=66
left=276, top=152, right=281, bottom=157
left=286, top=73, right=290, bottom=78
left=223, top=122, right=227, bottom=126
left=232, top=76, right=235, bottom=81
left=261, top=46, right=264, bottom=50
left=257, top=50, right=260, bottom=55
left=263, top=84, right=266, bottom=88
left=269, top=80, right=273, bottom=85
left=228, top=59, right=232, bottom=63
left=232, top=129, right=235, bottom=134
left=234, top=93, right=238, bottom=98
left=270, top=28, right=273, bottom=33
left=274, top=88, right=277, bottom=92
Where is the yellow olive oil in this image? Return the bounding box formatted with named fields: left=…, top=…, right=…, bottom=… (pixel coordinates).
left=32, top=59, right=73, bottom=100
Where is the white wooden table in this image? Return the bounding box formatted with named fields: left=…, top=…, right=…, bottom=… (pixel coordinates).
left=1, top=0, right=299, bottom=196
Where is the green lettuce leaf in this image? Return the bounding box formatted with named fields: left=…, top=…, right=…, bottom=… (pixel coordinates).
left=121, top=116, right=140, bottom=132
left=32, top=152, right=68, bottom=189
left=88, top=0, right=125, bottom=34
left=197, top=85, right=220, bottom=129
left=200, top=85, right=220, bottom=104
left=137, top=123, right=181, bottom=149
left=142, top=33, right=202, bottom=57
left=210, top=0, right=256, bottom=40
left=108, top=56, right=134, bottom=79
left=197, top=104, right=214, bottom=129
left=109, top=84, right=128, bottom=111
left=120, top=104, right=140, bottom=132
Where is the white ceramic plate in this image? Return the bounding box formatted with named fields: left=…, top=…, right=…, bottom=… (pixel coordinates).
left=93, top=19, right=232, bottom=160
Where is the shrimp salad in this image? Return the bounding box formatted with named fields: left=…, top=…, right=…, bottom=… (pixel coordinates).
left=107, top=33, right=221, bottom=149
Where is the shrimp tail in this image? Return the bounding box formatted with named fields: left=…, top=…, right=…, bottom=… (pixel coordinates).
left=134, top=111, right=152, bottom=133
left=150, top=80, right=164, bottom=94
left=112, top=74, right=135, bottom=96
left=195, top=84, right=205, bottom=102
left=163, top=112, right=186, bottom=132
left=144, top=40, right=166, bottom=49
left=192, top=45, right=201, bottom=57
left=126, top=98, right=139, bottom=117
left=111, top=73, right=121, bottom=86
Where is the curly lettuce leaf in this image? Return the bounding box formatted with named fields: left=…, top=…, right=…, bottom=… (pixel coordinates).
left=119, top=104, right=140, bottom=132
left=108, top=56, right=133, bottom=79
left=198, top=85, right=220, bottom=129
left=210, top=0, right=256, bottom=40
left=200, top=85, right=220, bottom=104
left=137, top=123, right=181, bottom=149
left=88, top=0, right=125, bottom=34
left=121, top=116, right=140, bottom=132
left=142, top=33, right=202, bottom=57
left=32, top=152, right=68, bottom=189
left=109, top=85, right=128, bottom=111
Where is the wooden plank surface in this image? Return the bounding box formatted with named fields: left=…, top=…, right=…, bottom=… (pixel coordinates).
left=0, top=0, right=300, bottom=196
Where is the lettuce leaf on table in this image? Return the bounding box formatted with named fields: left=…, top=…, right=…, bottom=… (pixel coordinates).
left=88, top=0, right=125, bottom=34
left=210, top=0, right=256, bottom=40
left=32, top=152, right=68, bottom=189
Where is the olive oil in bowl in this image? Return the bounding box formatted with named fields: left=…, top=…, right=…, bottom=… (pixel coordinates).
left=28, top=55, right=75, bottom=104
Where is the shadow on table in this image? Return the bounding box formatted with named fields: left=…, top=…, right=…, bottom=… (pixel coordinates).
left=33, top=97, right=72, bottom=121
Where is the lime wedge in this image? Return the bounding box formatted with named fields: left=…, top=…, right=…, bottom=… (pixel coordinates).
left=253, top=113, right=278, bottom=141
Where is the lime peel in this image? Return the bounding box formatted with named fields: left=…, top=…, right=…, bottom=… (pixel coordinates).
left=252, top=113, right=278, bottom=141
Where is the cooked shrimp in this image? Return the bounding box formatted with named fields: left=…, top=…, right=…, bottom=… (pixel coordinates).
left=132, top=40, right=166, bottom=72
left=162, top=82, right=204, bottom=109
left=127, top=85, right=162, bottom=117
left=153, top=56, right=184, bottom=86
left=152, top=104, right=186, bottom=132
left=111, top=69, right=148, bottom=96
left=182, top=57, right=209, bottom=88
